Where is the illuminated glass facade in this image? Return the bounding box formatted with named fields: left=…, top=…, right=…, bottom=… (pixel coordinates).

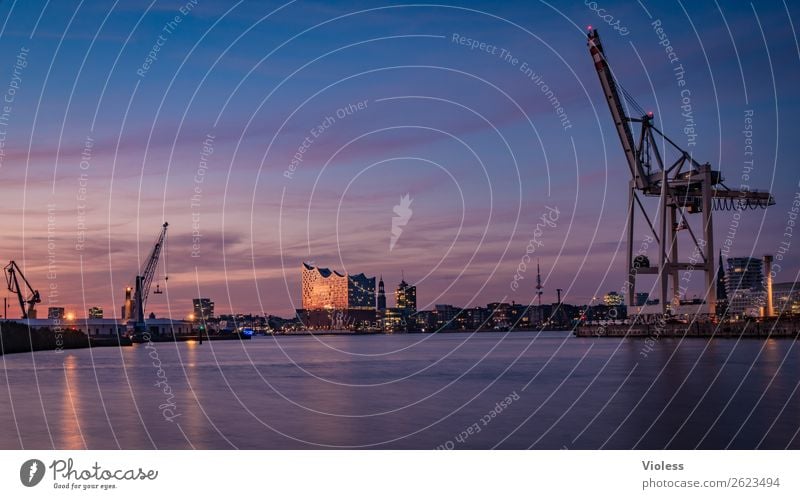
left=348, top=273, right=376, bottom=310
left=302, top=263, right=348, bottom=310
left=301, top=263, right=375, bottom=310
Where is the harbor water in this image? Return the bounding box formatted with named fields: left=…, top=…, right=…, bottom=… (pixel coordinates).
left=0, top=332, right=797, bottom=449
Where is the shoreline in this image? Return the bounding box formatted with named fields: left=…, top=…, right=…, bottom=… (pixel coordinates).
left=575, top=319, right=800, bottom=338
left=3, top=321, right=798, bottom=357
left=0, top=321, right=132, bottom=356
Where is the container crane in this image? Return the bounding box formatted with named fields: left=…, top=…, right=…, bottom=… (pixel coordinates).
left=132, top=222, right=168, bottom=333
left=4, top=260, right=41, bottom=319
left=587, top=29, right=774, bottom=316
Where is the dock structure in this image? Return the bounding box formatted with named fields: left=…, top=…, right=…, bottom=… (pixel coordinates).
left=576, top=318, right=800, bottom=338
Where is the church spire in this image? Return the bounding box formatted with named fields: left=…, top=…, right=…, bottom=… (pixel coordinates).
left=377, top=275, right=386, bottom=311
left=716, top=250, right=727, bottom=302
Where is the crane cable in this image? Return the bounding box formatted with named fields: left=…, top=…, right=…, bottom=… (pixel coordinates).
left=713, top=197, right=771, bottom=211
left=601, top=45, right=647, bottom=117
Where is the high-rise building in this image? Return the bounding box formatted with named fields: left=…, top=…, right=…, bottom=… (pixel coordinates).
left=301, top=263, right=376, bottom=310
left=88, top=306, right=104, bottom=319
left=725, top=257, right=764, bottom=295
left=634, top=292, right=649, bottom=307
left=193, top=298, right=215, bottom=320
left=725, top=257, right=764, bottom=316
left=396, top=279, right=417, bottom=313
left=377, top=276, right=386, bottom=311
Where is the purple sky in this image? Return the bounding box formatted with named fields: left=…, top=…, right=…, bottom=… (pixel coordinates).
left=0, top=0, right=797, bottom=318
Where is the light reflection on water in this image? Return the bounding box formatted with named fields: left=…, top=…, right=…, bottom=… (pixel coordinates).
left=0, top=332, right=797, bottom=449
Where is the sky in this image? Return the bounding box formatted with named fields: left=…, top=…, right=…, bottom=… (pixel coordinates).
left=0, top=0, right=797, bottom=318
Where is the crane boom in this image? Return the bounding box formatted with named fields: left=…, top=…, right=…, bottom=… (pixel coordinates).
left=4, top=260, right=41, bottom=319
left=133, top=222, right=168, bottom=332
left=587, top=29, right=650, bottom=190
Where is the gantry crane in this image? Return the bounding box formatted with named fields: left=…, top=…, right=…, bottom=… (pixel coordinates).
left=587, top=29, right=774, bottom=316
left=4, top=260, right=41, bottom=319
left=132, top=222, right=168, bottom=333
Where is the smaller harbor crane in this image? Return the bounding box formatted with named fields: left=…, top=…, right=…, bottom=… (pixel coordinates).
left=4, top=260, right=41, bottom=319
left=132, top=222, right=168, bottom=334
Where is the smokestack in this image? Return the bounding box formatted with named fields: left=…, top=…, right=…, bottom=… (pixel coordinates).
left=763, top=255, right=774, bottom=317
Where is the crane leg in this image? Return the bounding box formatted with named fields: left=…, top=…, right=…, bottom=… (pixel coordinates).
left=670, top=206, right=680, bottom=306
left=627, top=184, right=636, bottom=307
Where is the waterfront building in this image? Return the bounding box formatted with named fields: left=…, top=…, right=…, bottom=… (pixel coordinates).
left=635, top=292, right=649, bottom=307
left=47, top=307, right=65, bottom=320
left=529, top=304, right=551, bottom=326
left=725, top=257, right=764, bottom=316
left=459, top=306, right=492, bottom=330
left=192, top=298, right=215, bottom=320
left=728, top=289, right=764, bottom=317
left=348, top=273, right=376, bottom=310
left=487, top=302, right=510, bottom=329
left=772, top=282, right=800, bottom=315
left=725, top=257, right=764, bottom=295
left=299, top=263, right=377, bottom=330
left=585, top=304, right=627, bottom=322
left=487, top=302, right=532, bottom=329
left=382, top=308, right=406, bottom=332
left=396, top=279, right=417, bottom=313
left=301, top=263, right=376, bottom=311
left=433, top=304, right=460, bottom=329
left=603, top=291, right=623, bottom=306
left=414, top=310, right=435, bottom=331
left=7, top=317, right=191, bottom=337
left=301, top=263, right=348, bottom=310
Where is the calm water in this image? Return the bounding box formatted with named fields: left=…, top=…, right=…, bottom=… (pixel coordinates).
left=1, top=332, right=798, bottom=449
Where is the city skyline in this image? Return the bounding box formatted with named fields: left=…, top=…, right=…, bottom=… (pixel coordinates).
left=17, top=252, right=793, bottom=322
left=0, top=1, right=796, bottom=318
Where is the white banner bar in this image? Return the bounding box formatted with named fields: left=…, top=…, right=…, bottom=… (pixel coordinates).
left=1, top=450, right=797, bottom=498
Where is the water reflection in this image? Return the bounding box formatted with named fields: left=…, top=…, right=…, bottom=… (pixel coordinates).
left=60, top=354, right=86, bottom=449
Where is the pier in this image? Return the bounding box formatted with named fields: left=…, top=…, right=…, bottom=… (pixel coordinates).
left=576, top=318, right=800, bottom=338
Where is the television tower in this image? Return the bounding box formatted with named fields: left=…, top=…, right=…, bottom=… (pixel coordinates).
left=536, top=259, right=544, bottom=306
